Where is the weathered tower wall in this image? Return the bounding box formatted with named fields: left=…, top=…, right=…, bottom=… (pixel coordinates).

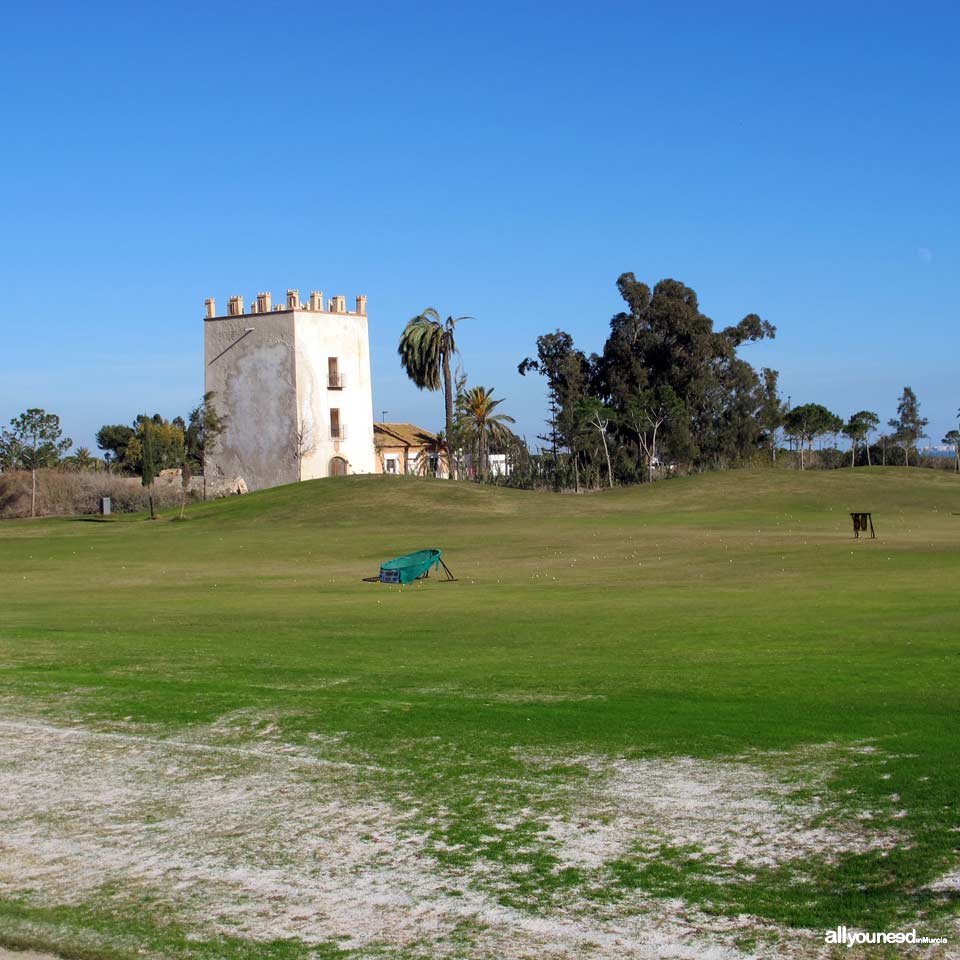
left=203, top=289, right=374, bottom=491
left=294, top=305, right=376, bottom=482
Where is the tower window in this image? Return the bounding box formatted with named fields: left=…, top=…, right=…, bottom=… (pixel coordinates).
left=328, top=357, right=343, bottom=389
left=330, top=408, right=344, bottom=439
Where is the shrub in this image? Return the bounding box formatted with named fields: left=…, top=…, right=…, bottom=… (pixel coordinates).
left=917, top=453, right=957, bottom=472
left=817, top=447, right=847, bottom=470
left=0, top=470, right=185, bottom=519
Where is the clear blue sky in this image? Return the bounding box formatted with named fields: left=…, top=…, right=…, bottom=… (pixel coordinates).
left=1, top=1, right=957, bottom=451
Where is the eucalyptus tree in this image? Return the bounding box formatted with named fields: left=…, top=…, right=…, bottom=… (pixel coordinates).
left=757, top=368, right=784, bottom=463
left=888, top=387, right=928, bottom=467
left=623, top=386, right=683, bottom=483
left=594, top=273, right=774, bottom=467
left=577, top=398, right=615, bottom=488
left=519, top=330, right=591, bottom=490
left=843, top=411, right=880, bottom=466
left=943, top=429, right=960, bottom=473
left=399, top=309, right=471, bottom=479
left=522, top=274, right=775, bottom=481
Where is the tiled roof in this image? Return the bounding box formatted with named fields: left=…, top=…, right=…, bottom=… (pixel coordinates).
left=373, top=422, right=438, bottom=448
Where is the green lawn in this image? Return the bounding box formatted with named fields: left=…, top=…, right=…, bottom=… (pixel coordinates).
left=0, top=468, right=957, bottom=958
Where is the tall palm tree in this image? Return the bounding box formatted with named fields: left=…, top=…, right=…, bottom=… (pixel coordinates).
left=458, top=386, right=515, bottom=481
left=398, top=309, right=470, bottom=479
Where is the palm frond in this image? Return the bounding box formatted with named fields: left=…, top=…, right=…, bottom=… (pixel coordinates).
left=398, top=314, right=443, bottom=391
left=399, top=309, right=474, bottom=395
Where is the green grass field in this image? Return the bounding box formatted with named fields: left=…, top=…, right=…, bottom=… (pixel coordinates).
left=0, top=468, right=958, bottom=959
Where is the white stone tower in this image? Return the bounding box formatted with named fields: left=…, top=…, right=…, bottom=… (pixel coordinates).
left=203, top=288, right=375, bottom=491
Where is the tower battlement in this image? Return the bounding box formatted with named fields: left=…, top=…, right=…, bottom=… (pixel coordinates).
left=205, top=287, right=367, bottom=319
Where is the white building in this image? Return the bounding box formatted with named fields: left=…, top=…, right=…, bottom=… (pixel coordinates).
left=203, top=288, right=375, bottom=491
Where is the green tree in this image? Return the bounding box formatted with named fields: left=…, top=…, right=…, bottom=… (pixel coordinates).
left=141, top=421, right=159, bottom=519
left=825, top=411, right=845, bottom=457
left=943, top=430, right=960, bottom=473
left=595, top=274, right=775, bottom=469
left=782, top=403, right=840, bottom=470
left=519, top=331, right=591, bottom=491
left=444, top=370, right=470, bottom=479
left=875, top=432, right=895, bottom=467
left=95, top=424, right=136, bottom=470
left=123, top=415, right=185, bottom=475
left=623, top=386, right=684, bottom=483
left=0, top=435, right=20, bottom=471
left=757, top=368, right=784, bottom=463
left=577, top=398, right=615, bottom=488
left=887, top=387, right=928, bottom=467
left=0, top=409, right=72, bottom=518
left=456, top=386, right=515, bottom=482
left=184, top=391, right=226, bottom=474
left=398, top=309, right=470, bottom=480
left=843, top=411, right=880, bottom=467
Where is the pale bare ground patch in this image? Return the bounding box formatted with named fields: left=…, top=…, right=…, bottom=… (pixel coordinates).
left=929, top=870, right=960, bottom=893
left=923, top=873, right=960, bottom=949
left=524, top=745, right=904, bottom=872
left=0, top=949, right=62, bottom=960
left=0, top=717, right=911, bottom=960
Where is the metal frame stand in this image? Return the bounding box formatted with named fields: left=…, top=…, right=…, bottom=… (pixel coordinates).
left=851, top=512, right=876, bottom=539
left=420, top=560, right=457, bottom=582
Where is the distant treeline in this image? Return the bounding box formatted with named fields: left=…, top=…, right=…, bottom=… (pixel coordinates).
left=0, top=396, right=225, bottom=518
left=503, top=273, right=960, bottom=490
left=3, top=273, right=959, bottom=512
